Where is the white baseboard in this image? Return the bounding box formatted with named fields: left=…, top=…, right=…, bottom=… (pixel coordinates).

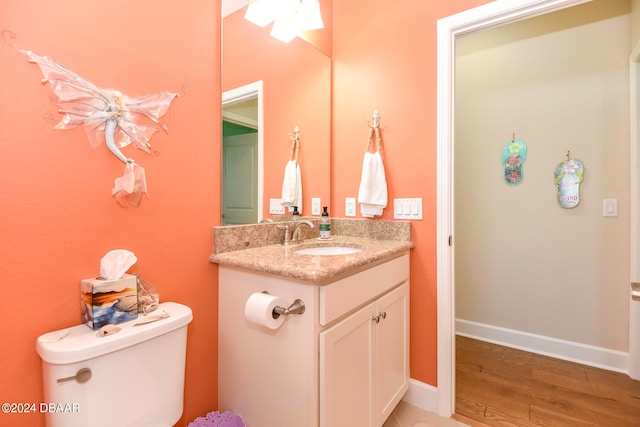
left=456, top=318, right=629, bottom=374
left=402, top=378, right=439, bottom=413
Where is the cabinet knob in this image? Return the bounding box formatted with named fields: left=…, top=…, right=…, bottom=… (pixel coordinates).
left=372, top=312, right=387, bottom=323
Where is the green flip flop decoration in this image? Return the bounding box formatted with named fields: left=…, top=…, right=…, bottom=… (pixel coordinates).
left=501, top=138, right=527, bottom=185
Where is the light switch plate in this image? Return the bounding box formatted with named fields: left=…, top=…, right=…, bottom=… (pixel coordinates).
left=346, top=197, right=356, bottom=217
left=311, top=198, right=321, bottom=215
left=393, top=198, right=423, bottom=220
left=269, top=198, right=285, bottom=214
left=603, top=199, right=618, bottom=217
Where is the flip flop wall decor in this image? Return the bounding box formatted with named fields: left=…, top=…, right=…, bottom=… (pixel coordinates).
left=501, top=139, right=527, bottom=185
left=554, top=158, right=584, bottom=209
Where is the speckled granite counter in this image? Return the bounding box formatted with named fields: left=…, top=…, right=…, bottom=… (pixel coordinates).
left=209, top=219, right=414, bottom=284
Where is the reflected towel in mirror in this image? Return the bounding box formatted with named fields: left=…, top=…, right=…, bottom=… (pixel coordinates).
left=281, top=160, right=303, bottom=213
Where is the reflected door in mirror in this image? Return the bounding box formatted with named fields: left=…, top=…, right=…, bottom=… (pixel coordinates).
left=222, top=128, right=259, bottom=225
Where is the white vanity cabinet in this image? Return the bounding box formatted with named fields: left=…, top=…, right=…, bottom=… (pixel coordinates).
left=320, top=282, right=409, bottom=427
left=218, top=253, right=410, bottom=427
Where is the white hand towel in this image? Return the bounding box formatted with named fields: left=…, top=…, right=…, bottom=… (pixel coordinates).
left=295, top=163, right=303, bottom=213
left=281, top=160, right=303, bottom=213
left=357, top=151, right=387, bottom=217
left=281, top=160, right=297, bottom=205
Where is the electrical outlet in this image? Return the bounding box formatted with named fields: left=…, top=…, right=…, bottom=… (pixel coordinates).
left=346, top=197, right=356, bottom=217
left=269, top=198, right=285, bottom=214
left=311, top=198, right=321, bottom=215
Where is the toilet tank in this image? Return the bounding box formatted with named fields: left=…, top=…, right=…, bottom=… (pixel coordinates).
left=36, top=302, right=193, bottom=427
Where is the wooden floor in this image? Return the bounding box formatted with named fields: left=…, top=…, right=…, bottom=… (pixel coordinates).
left=454, top=336, right=640, bottom=427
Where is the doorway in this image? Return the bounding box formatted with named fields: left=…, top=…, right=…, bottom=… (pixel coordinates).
left=222, top=81, right=264, bottom=225
left=436, top=0, right=596, bottom=417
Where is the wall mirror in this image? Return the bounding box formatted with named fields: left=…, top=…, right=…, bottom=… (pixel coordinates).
left=222, top=0, right=332, bottom=225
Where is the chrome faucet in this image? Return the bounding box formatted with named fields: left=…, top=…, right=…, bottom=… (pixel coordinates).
left=276, top=223, right=291, bottom=245
left=291, top=220, right=314, bottom=243
left=277, top=220, right=314, bottom=245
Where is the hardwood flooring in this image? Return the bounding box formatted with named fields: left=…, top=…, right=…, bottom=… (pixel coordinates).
left=454, top=336, right=640, bottom=427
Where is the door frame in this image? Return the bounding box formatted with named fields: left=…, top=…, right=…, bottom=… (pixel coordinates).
left=435, top=0, right=592, bottom=417
left=222, top=80, right=264, bottom=222
left=629, top=40, right=640, bottom=379
left=630, top=41, right=640, bottom=286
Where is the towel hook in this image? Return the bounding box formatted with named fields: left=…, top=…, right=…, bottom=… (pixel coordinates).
left=566, top=150, right=571, bottom=161
left=367, top=110, right=380, bottom=129
left=365, top=114, right=383, bottom=154
left=289, top=125, right=300, bottom=143
left=288, top=125, right=300, bottom=163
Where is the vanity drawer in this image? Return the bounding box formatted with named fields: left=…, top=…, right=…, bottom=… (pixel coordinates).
left=319, top=254, right=409, bottom=326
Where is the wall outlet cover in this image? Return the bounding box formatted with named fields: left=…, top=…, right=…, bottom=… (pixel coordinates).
left=346, top=197, right=356, bottom=216
left=269, top=198, right=285, bottom=214
left=311, top=198, right=321, bottom=215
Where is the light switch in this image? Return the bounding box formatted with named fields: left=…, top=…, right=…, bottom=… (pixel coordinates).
left=411, top=200, right=419, bottom=215
left=395, top=201, right=404, bottom=216
left=393, top=198, right=423, bottom=220
left=603, top=199, right=618, bottom=217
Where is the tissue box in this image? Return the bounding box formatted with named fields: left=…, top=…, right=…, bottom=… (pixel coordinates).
left=81, top=274, right=138, bottom=330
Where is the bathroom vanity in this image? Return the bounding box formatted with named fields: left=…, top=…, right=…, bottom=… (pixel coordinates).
left=211, top=221, right=412, bottom=427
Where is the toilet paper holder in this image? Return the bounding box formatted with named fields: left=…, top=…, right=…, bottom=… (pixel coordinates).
left=272, top=299, right=305, bottom=318
left=632, top=282, right=640, bottom=301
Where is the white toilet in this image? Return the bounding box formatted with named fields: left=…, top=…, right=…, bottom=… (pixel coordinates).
left=36, top=301, right=193, bottom=427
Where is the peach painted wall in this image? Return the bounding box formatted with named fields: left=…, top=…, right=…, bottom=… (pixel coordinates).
left=0, top=1, right=220, bottom=426
left=223, top=8, right=331, bottom=218
left=331, top=0, right=491, bottom=385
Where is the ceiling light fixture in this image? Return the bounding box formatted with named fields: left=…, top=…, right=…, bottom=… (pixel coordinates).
left=244, top=0, right=324, bottom=42
left=297, top=0, right=324, bottom=31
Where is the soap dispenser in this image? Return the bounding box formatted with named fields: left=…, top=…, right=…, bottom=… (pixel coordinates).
left=320, top=206, right=331, bottom=239
left=291, top=206, right=300, bottom=220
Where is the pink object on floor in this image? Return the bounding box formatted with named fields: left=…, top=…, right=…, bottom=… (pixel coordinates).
left=188, top=411, right=246, bottom=427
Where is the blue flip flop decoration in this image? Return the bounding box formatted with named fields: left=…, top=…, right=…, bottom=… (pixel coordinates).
left=501, top=139, right=527, bottom=185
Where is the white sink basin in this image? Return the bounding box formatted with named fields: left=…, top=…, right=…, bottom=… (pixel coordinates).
left=295, top=246, right=363, bottom=256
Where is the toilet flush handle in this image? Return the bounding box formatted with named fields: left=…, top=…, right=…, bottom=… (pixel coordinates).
left=57, top=367, right=92, bottom=384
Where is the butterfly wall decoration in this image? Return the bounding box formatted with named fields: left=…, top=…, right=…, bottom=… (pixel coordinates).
left=3, top=30, right=181, bottom=207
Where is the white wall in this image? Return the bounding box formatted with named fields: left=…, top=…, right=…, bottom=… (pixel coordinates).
left=455, top=0, right=631, bottom=353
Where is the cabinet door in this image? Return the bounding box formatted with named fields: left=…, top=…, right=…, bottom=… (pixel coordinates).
left=374, top=282, right=409, bottom=426
left=320, top=302, right=375, bottom=427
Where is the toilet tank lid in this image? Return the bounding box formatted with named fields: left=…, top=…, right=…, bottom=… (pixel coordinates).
left=36, top=302, right=193, bottom=365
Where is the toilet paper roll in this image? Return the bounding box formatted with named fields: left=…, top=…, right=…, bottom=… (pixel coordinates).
left=244, top=292, right=287, bottom=329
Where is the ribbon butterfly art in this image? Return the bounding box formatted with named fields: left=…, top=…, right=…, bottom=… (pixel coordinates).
left=3, top=30, right=181, bottom=207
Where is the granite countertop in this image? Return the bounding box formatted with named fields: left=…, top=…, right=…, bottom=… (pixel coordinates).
left=209, top=235, right=414, bottom=285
